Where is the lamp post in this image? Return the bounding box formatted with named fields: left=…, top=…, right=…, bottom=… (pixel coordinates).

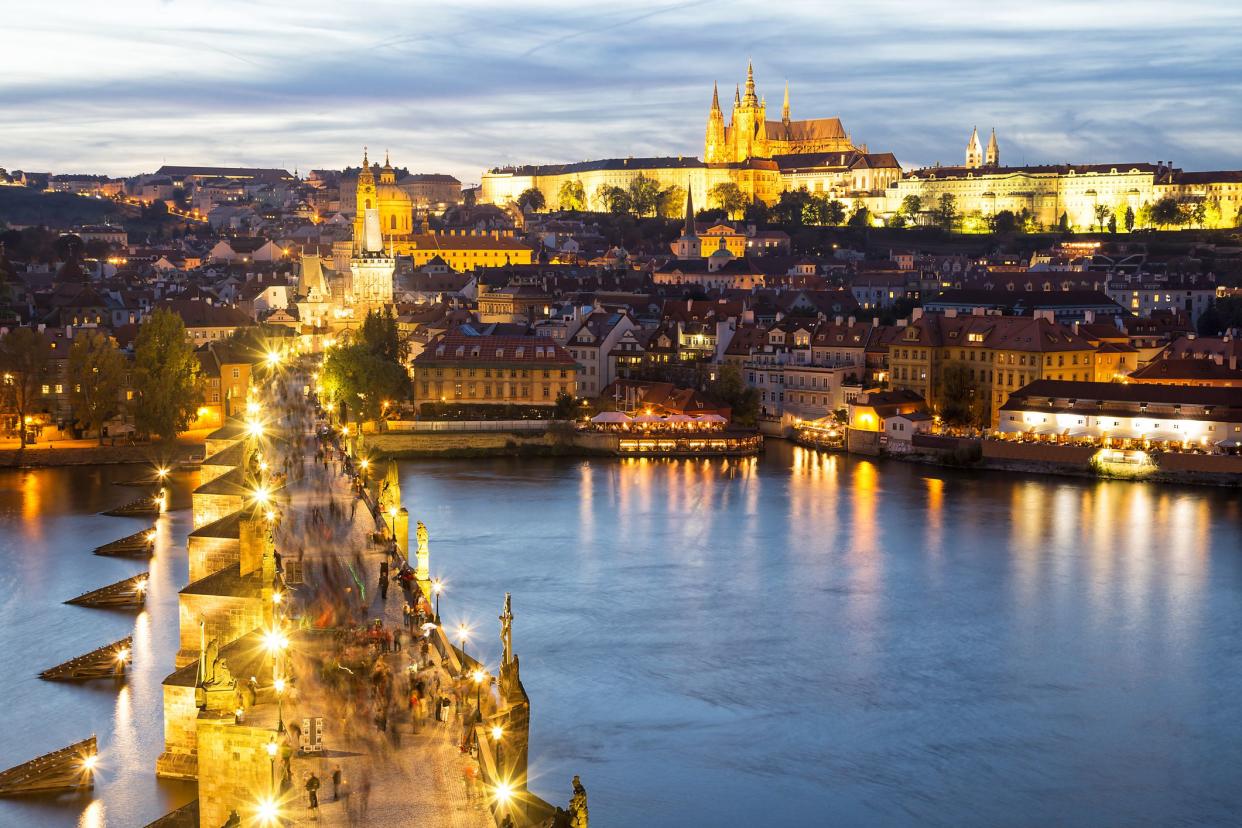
left=457, top=624, right=470, bottom=675
left=265, top=738, right=277, bottom=791
left=472, top=668, right=486, bottom=713
left=432, top=579, right=443, bottom=625
left=387, top=505, right=399, bottom=546
left=491, top=725, right=504, bottom=772
left=274, top=677, right=286, bottom=734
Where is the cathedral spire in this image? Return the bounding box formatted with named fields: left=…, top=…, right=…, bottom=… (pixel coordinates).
left=734, top=84, right=740, bottom=106
left=744, top=60, right=757, bottom=104
left=986, top=128, right=1000, bottom=167
left=782, top=81, right=790, bottom=123
left=711, top=81, right=721, bottom=113
left=359, top=148, right=374, bottom=183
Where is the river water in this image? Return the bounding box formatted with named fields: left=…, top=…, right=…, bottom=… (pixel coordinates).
left=2, top=445, right=1240, bottom=826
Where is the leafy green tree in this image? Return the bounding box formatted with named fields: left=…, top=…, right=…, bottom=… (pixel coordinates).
left=516, top=187, right=546, bottom=213
left=708, top=182, right=747, bottom=218
left=557, top=179, right=585, bottom=212
left=773, top=188, right=812, bottom=225
left=68, top=330, right=126, bottom=443
left=1189, top=200, right=1207, bottom=228
left=1108, top=214, right=1118, bottom=234
left=0, top=327, right=49, bottom=447
left=133, top=307, right=202, bottom=441
left=899, top=194, right=923, bottom=223
left=847, top=204, right=872, bottom=227
left=596, top=185, right=629, bottom=214
left=322, top=343, right=411, bottom=422
left=938, top=363, right=980, bottom=427
left=657, top=185, right=686, bottom=219
left=553, top=391, right=577, bottom=419
left=933, top=193, right=959, bottom=231
left=707, top=362, right=759, bottom=427
left=1093, top=204, right=1111, bottom=232
left=360, top=307, right=407, bottom=364
left=743, top=199, right=771, bottom=224
left=823, top=199, right=846, bottom=226
left=1150, top=196, right=1184, bottom=228
left=1124, top=204, right=1136, bottom=232
left=989, top=210, right=1018, bottom=234
left=626, top=175, right=662, bottom=217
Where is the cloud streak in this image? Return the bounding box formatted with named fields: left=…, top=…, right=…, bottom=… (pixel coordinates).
left=2, top=0, right=1241, bottom=182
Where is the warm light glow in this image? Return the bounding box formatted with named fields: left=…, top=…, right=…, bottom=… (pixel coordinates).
left=432, top=579, right=443, bottom=595
left=135, top=577, right=148, bottom=593
left=145, top=530, right=157, bottom=542
left=116, top=647, right=130, bottom=663
left=246, top=400, right=261, bottom=416
left=81, top=754, right=98, bottom=772
left=387, top=506, right=398, bottom=519
left=491, top=725, right=504, bottom=741
left=493, top=781, right=514, bottom=805
left=252, top=485, right=271, bottom=506
left=264, top=629, right=289, bottom=654
left=274, top=677, right=286, bottom=694
left=265, top=740, right=277, bottom=758
left=255, top=797, right=280, bottom=824
left=156, top=466, right=169, bottom=478
left=265, top=350, right=282, bottom=367
left=272, top=591, right=283, bottom=605
left=359, top=458, right=369, bottom=470
left=472, top=668, right=485, bottom=685
left=340, top=424, right=350, bottom=436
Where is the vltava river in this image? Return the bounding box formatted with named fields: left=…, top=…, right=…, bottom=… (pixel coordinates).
left=401, top=443, right=1242, bottom=827
left=2, top=445, right=1241, bottom=826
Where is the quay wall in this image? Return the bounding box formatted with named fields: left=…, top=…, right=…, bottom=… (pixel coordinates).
left=0, top=442, right=200, bottom=467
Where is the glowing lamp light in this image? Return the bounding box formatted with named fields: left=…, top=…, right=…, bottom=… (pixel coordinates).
left=81, top=754, right=98, bottom=772
left=156, top=466, right=169, bottom=479
left=272, top=591, right=283, bottom=605
left=255, top=797, right=280, bottom=824
left=135, top=578, right=148, bottom=594
left=246, top=420, right=265, bottom=438
left=493, top=781, right=514, bottom=805
left=387, top=506, right=398, bottom=519
left=491, top=725, right=504, bottom=741
left=265, top=350, right=282, bottom=368
left=251, top=485, right=271, bottom=506
left=246, top=400, right=261, bottom=416
left=432, top=580, right=443, bottom=595
left=273, top=677, right=286, bottom=694
left=265, top=741, right=277, bottom=758
left=145, top=530, right=157, bottom=542
left=116, top=647, right=130, bottom=664
left=472, top=668, right=485, bottom=685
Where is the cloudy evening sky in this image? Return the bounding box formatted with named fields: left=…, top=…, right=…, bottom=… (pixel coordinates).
left=3, top=0, right=1241, bottom=183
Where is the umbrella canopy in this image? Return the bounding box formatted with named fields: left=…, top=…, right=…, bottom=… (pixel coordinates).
left=632, top=414, right=662, bottom=423
left=591, top=411, right=631, bottom=423
left=699, top=414, right=728, bottom=423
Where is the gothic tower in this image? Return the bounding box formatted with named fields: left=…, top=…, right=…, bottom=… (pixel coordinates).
left=704, top=82, right=728, bottom=164
left=670, top=184, right=701, bottom=260
left=965, top=127, right=984, bottom=169
left=350, top=148, right=396, bottom=308
left=782, top=81, right=791, bottom=129
left=730, top=61, right=768, bottom=163
left=985, top=128, right=1000, bottom=167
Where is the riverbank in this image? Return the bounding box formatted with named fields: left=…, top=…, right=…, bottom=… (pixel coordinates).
left=361, top=427, right=761, bottom=459
left=0, top=431, right=209, bottom=468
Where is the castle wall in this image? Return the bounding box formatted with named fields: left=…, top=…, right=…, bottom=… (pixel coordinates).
left=156, top=685, right=201, bottom=780
left=196, top=718, right=276, bottom=828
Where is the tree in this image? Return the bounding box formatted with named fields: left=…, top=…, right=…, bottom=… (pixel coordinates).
left=989, top=210, right=1018, bottom=234
left=68, top=330, right=126, bottom=443
left=557, top=180, right=585, bottom=212
left=1150, top=196, right=1184, bottom=228
left=846, top=204, right=872, bottom=228
left=553, top=391, right=577, bottom=420
left=0, top=327, right=49, bottom=448
left=743, top=199, right=771, bottom=224
left=359, top=307, right=407, bottom=364
left=899, top=194, right=923, bottom=224
left=823, top=199, right=846, bottom=226
left=516, top=187, right=546, bottom=213
left=938, top=363, right=980, bottom=428
left=707, top=363, right=759, bottom=427
left=657, top=185, right=685, bottom=219
left=1057, top=212, right=1070, bottom=233
left=133, top=307, right=202, bottom=441
left=708, top=182, right=746, bottom=218
left=595, top=185, right=629, bottom=214
left=933, top=193, right=959, bottom=231
left=1093, top=204, right=1111, bottom=232
left=1108, top=214, right=1118, bottom=234
left=1124, top=204, right=1136, bottom=233
left=626, top=175, right=662, bottom=217
left=773, top=188, right=812, bottom=225
left=322, top=344, right=411, bottom=422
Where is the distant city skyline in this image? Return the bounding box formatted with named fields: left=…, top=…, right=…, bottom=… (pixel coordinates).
left=4, top=0, right=1242, bottom=182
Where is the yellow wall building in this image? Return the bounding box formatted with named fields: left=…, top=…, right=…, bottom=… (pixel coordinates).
left=410, top=332, right=578, bottom=407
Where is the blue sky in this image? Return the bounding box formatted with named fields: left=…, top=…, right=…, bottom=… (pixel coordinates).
left=3, top=0, right=1241, bottom=183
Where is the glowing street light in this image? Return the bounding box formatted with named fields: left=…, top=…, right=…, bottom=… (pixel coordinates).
left=246, top=400, right=262, bottom=416
left=432, top=579, right=443, bottom=623
left=246, top=419, right=265, bottom=438
left=251, top=485, right=271, bottom=507
left=491, top=725, right=505, bottom=773
left=265, top=350, right=282, bottom=368
left=81, top=753, right=98, bottom=774
left=272, top=591, right=283, bottom=606
left=255, top=796, right=280, bottom=825
left=273, top=677, right=287, bottom=734
left=265, top=738, right=278, bottom=789
left=472, top=668, right=486, bottom=711
left=457, top=623, right=471, bottom=671
left=155, top=466, right=169, bottom=480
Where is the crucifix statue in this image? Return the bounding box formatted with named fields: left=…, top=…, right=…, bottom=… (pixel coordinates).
left=500, top=592, right=514, bottom=666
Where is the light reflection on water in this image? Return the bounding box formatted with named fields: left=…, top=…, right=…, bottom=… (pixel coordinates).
left=403, top=442, right=1242, bottom=827
left=0, top=466, right=195, bottom=828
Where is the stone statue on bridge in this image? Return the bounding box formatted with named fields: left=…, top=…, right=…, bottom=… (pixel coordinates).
left=569, top=775, right=588, bottom=828
left=500, top=592, right=514, bottom=666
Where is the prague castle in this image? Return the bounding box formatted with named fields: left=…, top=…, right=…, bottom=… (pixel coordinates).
left=480, top=63, right=1242, bottom=232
